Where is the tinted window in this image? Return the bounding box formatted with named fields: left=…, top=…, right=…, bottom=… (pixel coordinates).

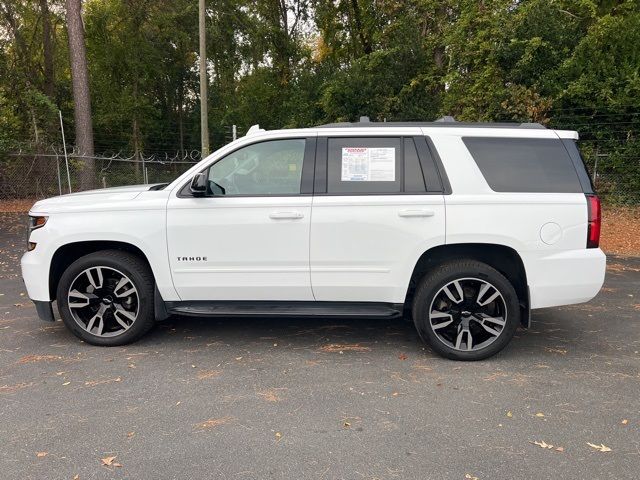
left=463, top=137, right=583, bottom=193
left=404, top=138, right=427, bottom=192
left=208, top=139, right=305, bottom=195
left=562, top=139, right=595, bottom=194
left=327, top=137, right=402, bottom=194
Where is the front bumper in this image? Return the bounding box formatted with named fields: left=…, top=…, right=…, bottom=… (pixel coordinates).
left=21, top=250, right=51, bottom=302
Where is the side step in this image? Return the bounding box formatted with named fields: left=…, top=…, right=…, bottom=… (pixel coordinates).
left=165, top=301, right=404, bottom=319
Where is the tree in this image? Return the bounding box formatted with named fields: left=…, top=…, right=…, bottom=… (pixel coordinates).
left=66, top=0, right=95, bottom=189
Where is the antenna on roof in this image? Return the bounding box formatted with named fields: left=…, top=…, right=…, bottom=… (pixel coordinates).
left=434, top=116, right=457, bottom=123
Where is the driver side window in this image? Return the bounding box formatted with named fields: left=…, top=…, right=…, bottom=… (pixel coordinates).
left=207, top=139, right=306, bottom=196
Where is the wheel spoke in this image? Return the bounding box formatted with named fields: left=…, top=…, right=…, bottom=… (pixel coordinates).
left=95, top=317, right=104, bottom=336
left=430, top=311, right=454, bottom=330
left=113, top=305, right=135, bottom=330
left=479, top=314, right=506, bottom=327
left=69, top=289, right=90, bottom=308
left=86, top=312, right=101, bottom=332
left=455, top=326, right=473, bottom=351
left=477, top=282, right=500, bottom=306
left=114, top=276, right=136, bottom=298
left=85, top=267, right=104, bottom=290
left=442, top=280, right=464, bottom=304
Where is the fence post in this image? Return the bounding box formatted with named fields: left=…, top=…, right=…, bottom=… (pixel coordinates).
left=59, top=110, right=72, bottom=193
left=232, top=124, right=237, bottom=141
left=55, top=153, right=62, bottom=196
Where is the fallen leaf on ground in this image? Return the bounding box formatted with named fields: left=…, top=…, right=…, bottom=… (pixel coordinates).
left=84, top=377, right=121, bottom=387
left=18, top=354, right=61, bottom=364
left=506, top=411, right=513, bottom=418
left=398, top=353, right=408, bottom=360
left=343, top=421, right=351, bottom=428
left=101, top=456, right=119, bottom=466
left=275, top=432, right=282, bottom=441
left=257, top=388, right=283, bottom=402
left=530, top=440, right=564, bottom=452
left=465, top=475, right=479, bottom=480
left=0, top=382, right=33, bottom=394
left=62, top=381, right=70, bottom=386
left=318, top=343, right=370, bottom=353
left=587, top=442, right=612, bottom=452
left=195, top=417, right=233, bottom=430
left=621, top=419, right=628, bottom=425
left=127, top=432, right=135, bottom=438
left=36, top=452, right=48, bottom=458
left=545, top=347, right=567, bottom=355
left=197, top=369, right=222, bottom=380
left=535, top=412, right=545, bottom=417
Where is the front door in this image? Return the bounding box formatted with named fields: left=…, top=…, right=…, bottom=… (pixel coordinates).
left=167, top=136, right=316, bottom=301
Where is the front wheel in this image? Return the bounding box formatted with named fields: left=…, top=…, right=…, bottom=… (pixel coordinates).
left=56, top=250, right=155, bottom=346
left=412, top=260, right=520, bottom=361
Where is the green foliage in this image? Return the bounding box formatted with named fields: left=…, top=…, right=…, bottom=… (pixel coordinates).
left=0, top=0, right=639, bottom=201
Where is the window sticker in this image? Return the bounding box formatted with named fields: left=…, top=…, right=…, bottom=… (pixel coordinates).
left=341, top=147, right=395, bottom=181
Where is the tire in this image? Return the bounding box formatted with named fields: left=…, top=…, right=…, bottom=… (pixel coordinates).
left=56, top=250, right=155, bottom=346
left=412, top=259, right=520, bottom=361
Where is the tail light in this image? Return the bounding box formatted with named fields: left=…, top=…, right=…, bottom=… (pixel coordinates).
left=586, top=194, right=601, bottom=248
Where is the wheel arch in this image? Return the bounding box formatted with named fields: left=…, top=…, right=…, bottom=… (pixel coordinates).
left=49, top=241, right=153, bottom=301
left=406, top=243, right=530, bottom=327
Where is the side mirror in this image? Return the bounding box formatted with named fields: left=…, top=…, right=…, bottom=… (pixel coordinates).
left=190, top=172, right=208, bottom=196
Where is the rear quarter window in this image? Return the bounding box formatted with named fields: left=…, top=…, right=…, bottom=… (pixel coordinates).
left=462, top=137, right=583, bottom=193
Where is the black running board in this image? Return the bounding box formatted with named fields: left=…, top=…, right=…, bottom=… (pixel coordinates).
left=165, top=301, right=404, bottom=319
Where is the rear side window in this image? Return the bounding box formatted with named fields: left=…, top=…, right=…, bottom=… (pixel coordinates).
left=463, top=137, right=583, bottom=193
left=327, top=137, right=402, bottom=194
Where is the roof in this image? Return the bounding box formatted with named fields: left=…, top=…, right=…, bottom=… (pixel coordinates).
left=316, top=116, right=546, bottom=130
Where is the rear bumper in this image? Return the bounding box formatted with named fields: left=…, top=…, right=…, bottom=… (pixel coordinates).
left=524, top=248, right=606, bottom=309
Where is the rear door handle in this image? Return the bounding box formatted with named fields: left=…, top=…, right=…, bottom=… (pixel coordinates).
left=398, top=209, right=435, bottom=218
left=269, top=211, right=304, bottom=220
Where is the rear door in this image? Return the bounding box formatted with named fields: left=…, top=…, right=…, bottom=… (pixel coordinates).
left=309, top=131, right=447, bottom=303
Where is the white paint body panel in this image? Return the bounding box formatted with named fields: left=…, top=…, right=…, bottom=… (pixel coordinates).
left=21, top=124, right=605, bottom=312
left=166, top=195, right=313, bottom=300
left=310, top=195, right=445, bottom=302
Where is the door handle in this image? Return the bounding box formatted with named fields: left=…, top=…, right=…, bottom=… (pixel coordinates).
left=269, top=211, right=304, bottom=220
left=398, top=209, right=435, bottom=218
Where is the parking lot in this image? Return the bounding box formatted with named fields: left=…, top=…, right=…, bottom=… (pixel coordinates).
left=1, top=211, right=639, bottom=479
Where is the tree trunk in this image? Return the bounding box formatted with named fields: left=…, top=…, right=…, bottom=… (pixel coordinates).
left=40, top=0, right=55, bottom=99
left=349, top=0, right=372, bottom=55
left=65, top=0, right=95, bottom=190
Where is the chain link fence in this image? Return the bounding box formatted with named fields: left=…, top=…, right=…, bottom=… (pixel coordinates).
left=1, top=142, right=639, bottom=204
left=0, top=151, right=199, bottom=200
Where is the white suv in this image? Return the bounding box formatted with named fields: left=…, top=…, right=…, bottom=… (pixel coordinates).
left=21, top=118, right=606, bottom=360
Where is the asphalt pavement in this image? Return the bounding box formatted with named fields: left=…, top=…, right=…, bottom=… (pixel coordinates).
left=1, top=212, right=639, bottom=479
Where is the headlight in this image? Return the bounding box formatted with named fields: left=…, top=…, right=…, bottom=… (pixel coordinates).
left=27, top=215, right=48, bottom=251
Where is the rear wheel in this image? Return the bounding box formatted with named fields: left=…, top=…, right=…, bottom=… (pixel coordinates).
left=56, top=250, right=155, bottom=346
left=412, top=260, right=519, bottom=360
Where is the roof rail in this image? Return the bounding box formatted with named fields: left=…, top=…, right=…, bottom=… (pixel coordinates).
left=316, top=117, right=545, bottom=129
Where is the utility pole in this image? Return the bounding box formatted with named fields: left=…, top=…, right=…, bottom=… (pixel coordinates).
left=198, top=0, right=209, bottom=157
